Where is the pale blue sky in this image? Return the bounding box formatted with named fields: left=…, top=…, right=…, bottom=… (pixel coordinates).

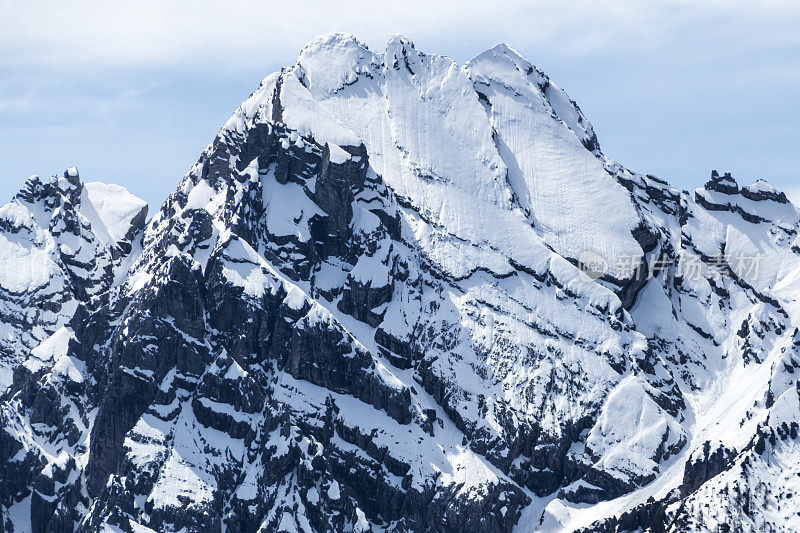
left=2, top=1, right=799, bottom=208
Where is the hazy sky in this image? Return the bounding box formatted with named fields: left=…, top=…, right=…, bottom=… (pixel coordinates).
left=2, top=1, right=799, bottom=208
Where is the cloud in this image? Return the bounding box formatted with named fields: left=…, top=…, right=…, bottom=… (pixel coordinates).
left=2, top=0, right=799, bottom=71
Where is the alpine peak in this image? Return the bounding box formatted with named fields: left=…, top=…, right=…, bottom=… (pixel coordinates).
left=2, top=36, right=799, bottom=533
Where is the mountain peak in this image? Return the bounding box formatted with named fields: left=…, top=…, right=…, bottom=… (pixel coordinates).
left=300, top=32, right=368, bottom=55
left=386, top=33, right=416, bottom=50
left=384, top=33, right=423, bottom=73
left=473, top=42, right=534, bottom=71
left=296, top=32, right=378, bottom=98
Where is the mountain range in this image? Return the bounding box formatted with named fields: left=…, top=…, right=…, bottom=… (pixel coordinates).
left=2, top=33, right=799, bottom=532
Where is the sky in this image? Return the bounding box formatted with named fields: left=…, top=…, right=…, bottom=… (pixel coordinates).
left=1, top=0, right=799, bottom=209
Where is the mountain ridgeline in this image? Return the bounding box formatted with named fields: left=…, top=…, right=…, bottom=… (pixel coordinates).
left=2, top=34, right=800, bottom=532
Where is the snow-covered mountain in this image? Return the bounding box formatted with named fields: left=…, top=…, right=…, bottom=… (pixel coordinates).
left=2, top=33, right=799, bottom=532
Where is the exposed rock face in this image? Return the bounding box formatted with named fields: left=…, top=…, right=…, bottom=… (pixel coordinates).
left=2, top=34, right=800, bottom=533
left=680, top=441, right=736, bottom=496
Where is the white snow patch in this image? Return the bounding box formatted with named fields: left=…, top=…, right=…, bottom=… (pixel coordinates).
left=185, top=179, right=217, bottom=211
left=84, top=182, right=147, bottom=243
